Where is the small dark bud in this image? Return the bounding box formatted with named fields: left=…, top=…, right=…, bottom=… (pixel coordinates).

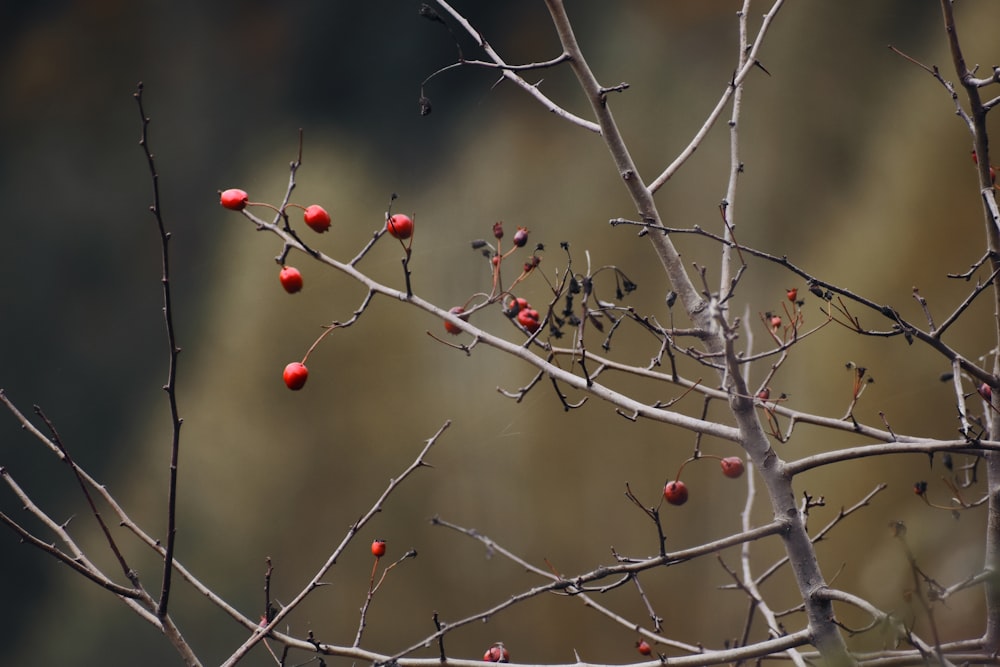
left=419, top=4, right=443, bottom=22
left=492, top=221, right=504, bottom=240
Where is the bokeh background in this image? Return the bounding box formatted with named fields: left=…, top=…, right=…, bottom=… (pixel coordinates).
left=2, top=1, right=999, bottom=665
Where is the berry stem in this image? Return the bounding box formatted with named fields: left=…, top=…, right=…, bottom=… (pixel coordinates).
left=301, top=324, right=340, bottom=364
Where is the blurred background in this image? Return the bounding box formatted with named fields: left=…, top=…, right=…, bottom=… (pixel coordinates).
left=2, top=1, right=999, bottom=665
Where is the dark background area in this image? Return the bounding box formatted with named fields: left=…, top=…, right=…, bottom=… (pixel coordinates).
left=2, top=2, right=999, bottom=665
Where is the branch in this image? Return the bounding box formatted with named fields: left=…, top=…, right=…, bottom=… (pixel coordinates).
left=133, top=82, right=185, bottom=622
left=239, top=207, right=743, bottom=443
left=650, top=0, right=787, bottom=193
left=221, top=421, right=449, bottom=666
left=430, top=1, right=600, bottom=133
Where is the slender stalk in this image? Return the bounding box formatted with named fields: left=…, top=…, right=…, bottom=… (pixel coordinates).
left=134, top=82, right=185, bottom=623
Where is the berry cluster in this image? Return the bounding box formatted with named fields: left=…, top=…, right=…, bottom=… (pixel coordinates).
left=220, top=187, right=420, bottom=391
left=762, top=285, right=804, bottom=342
left=220, top=188, right=334, bottom=299
left=663, top=455, right=745, bottom=506
left=507, top=297, right=542, bottom=334
left=440, top=221, right=543, bottom=340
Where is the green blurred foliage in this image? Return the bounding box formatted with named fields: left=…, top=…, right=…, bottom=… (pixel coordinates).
left=2, top=1, right=999, bottom=665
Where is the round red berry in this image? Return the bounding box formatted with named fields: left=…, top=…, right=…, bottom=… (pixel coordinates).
left=303, top=204, right=331, bottom=233
left=769, top=315, right=782, bottom=329
left=979, top=383, right=993, bottom=401
left=444, top=306, right=466, bottom=335
left=279, top=266, right=303, bottom=294
left=636, top=640, right=652, bottom=656
left=386, top=213, right=414, bottom=240
left=371, top=539, right=386, bottom=558
left=508, top=297, right=529, bottom=313
left=786, top=288, right=798, bottom=302
left=220, top=188, right=249, bottom=211
left=516, top=308, right=540, bottom=333
left=282, top=362, right=309, bottom=391
left=720, top=457, right=745, bottom=479
left=663, top=480, right=688, bottom=506
left=483, top=644, right=509, bottom=663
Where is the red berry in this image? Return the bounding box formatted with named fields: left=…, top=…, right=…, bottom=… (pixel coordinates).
left=444, top=306, right=466, bottom=335
left=220, top=188, right=249, bottom=211
left=279, top=266, right=303, bottom=294
left=507, top=297, right=529, bottom=313
left=636, top=640, right=652, bottom=656
left=786, top=288, right=798, bottom=302
left=769, top=315, right=782, bottom=330
left=979, top=383, right=992, bottom=401
left=371, top=539, right=386, bottom=558
left=720, top=457, right=745, bottom=479
left=517, top=308, right=540, bottom=332
left=663, top=480, right=688, bottom=506
left=483, top=644, right=509, bottom=663
left=303, top=205, right=331, bottom=233
left=282, top=362, right=309, bottom=391
left=512, top=226, right=529, bottom=248
left=386, top=213, right=414, bottom=240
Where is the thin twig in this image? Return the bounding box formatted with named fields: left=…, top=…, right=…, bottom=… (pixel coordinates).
left=133, top=82, right=185, bottom=622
